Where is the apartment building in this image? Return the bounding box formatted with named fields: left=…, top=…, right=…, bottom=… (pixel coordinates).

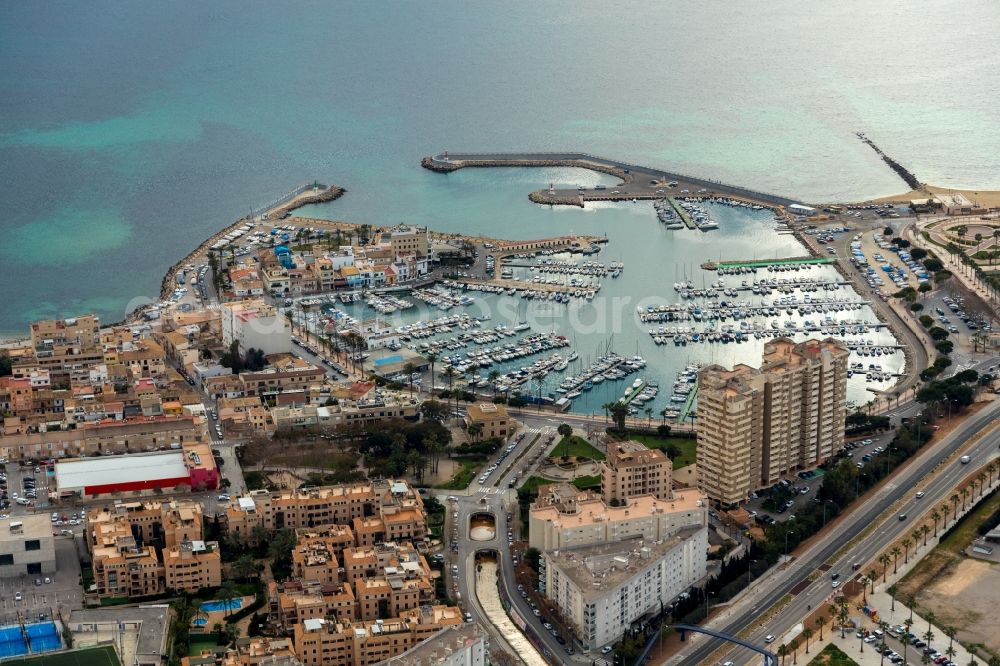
left=292, top=606, right=463, bottom=666
left=600, top=440, right=673, bottom=505
left=88, top=500, right=222, bottom=599
left=224, top=481, right=425, bottom=543
left=269, top=395, right=420, bottom=432
left=0, top=414, right=204, bottom=461
left=382, top=623, right=487, bottom=666
left=185, top=636, right=302, bottom=666
left=543, top=528, right=707, bottom=651
left=163, top=540, right=222, bottom=591
left=528, top=483, right=707, bottom=552
left=696, top=338, right=849, bottom=506
left=26, top=315, right=103, bottom=384
left=271, top=580, right=358, bottom=629
left=240, top=356, right=326, bottom=397
left=0, top=515, right=56, bottom=578
left=222, top=300, right=292, bottom=356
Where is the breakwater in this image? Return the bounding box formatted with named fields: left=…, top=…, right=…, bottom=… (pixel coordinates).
left=856, top=133, right=921, bottom=190
left=422, top=152, right=803, bottom=208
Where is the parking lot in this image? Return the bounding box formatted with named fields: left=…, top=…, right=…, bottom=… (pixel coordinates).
left=744, top=431, right=895, bottom=526
left=0, top=539, right=84, bottom=622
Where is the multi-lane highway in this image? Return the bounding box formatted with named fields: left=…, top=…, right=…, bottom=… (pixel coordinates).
left=678, top=388, right=1000, bottom=665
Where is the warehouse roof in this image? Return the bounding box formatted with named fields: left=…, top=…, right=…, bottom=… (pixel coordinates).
left=56, top=452, right=188, bottom=490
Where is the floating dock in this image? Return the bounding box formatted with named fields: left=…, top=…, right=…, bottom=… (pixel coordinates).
left=702, top=257, right=837, bottom=270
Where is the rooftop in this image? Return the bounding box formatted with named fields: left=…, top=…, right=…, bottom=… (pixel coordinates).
left=56, top=451, right=188, bottom=490
left=531, top=488, right=706, bottom=528
left=545, top=527, right=702, bottom=600
left=382, top=623, right=486, bottom=666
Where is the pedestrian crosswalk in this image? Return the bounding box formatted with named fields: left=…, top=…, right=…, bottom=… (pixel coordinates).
left=476, top=487, right=505, bottom=495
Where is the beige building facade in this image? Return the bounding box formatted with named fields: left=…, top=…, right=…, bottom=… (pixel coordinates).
left=696, top=338, right=849, bottom=506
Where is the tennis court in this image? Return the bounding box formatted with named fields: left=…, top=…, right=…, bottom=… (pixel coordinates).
left=0, top=623, right=61, bottom=659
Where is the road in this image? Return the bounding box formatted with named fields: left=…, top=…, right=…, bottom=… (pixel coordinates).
left=676, top=366, right=1000, bottom=666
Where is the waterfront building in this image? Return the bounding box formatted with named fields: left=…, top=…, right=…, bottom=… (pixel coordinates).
left=0, top=515, right=56, bottom=578
left=463, top=403, right=509, bottom=440
left=543, top=529, right=707, bottom=651
left=222, top=299, right=292, bottom=356
left=600, top=440, right=673, bottom=505
left=696, top=338, right=849, bottom=506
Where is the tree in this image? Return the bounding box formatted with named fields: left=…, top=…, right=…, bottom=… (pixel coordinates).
left=802, top=627, right=814, bottom=654
left=0, top=352, right=10, bottom=377
left=425, top=351, right=438, bottom=392
left=883, top=226, right=893, bottom=236
left=524, top=547, right=541, bottom=572
left=879, top=553, right=891, bottom=582
left=931, top=509, right=941, bottom=537
left=420, top=400, right=447, bottom=422
left=467, top=422, right=484, bottom=442
left=891, top=545, right=901, bottom=573
left=220, top=580, right=239, bottom=619
left=903, top=538, right=912, bottom=564
left=790, top=637, right=800, bottom=665
left=233, top=554, right=256, bottom=583
left=778, top=643, right=788, bottom=666
left=608, top=401, right=628, bottom=431
left=403, top=362, right=416, bottom=396
left=815, top=613, right=826, bottom=641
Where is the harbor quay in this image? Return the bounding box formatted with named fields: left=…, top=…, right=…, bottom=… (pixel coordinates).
left=422, top=151, right=804, bottom=208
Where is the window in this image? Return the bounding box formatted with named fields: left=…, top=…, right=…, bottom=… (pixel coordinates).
left=0, top=554, right=13, bottom=566
left=24, top=540, right=40, bottom=552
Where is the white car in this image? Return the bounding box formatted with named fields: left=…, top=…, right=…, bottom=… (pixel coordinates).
left=217, top=494, right=230, bottom=501
left=764, top=635, right=775, bottom=643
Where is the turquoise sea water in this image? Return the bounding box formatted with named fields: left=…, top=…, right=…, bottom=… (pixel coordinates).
left=1, top=0, right=999, bottom=333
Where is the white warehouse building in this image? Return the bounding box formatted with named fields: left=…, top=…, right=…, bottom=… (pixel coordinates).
left=543, top=527, right=707, bottom=651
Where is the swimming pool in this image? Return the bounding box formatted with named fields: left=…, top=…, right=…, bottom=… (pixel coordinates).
left=200, top=599, right=242, bottom=613
left=192, top=618, right=208, bottom=626
left=0, top=622, right=61, bottom=658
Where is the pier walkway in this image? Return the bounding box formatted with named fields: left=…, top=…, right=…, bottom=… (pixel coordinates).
left=704, top=256, right=837, bottom=270
left=666, top=196, right=696, bottom=228
left=422, top=152, right=803, bottom=208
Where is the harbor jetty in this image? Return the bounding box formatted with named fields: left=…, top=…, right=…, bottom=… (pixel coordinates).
left=421, top=152, right=803, bottom=208
left=856, top=133, right=921, bottom=190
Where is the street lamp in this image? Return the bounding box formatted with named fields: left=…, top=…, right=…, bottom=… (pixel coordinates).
left=747, top=557, right=757, bottom=586
left=822, top=499, right=835, bottom=527
left=784, top=531, right=795, bottom=559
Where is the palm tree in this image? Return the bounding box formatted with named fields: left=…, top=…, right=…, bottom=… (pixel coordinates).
left=778, top=643, right=788, bottom=666
left=220, top=580, right=238, bottom=619
left=942, top=502, right=952, bottom=529
left=815, top=613, right=826, bottom=641
left=489, top=369, right=500, bottom=397
left=920, top=524, right=930, bottom=547
left=644, top=407, right=653, bottom=428
left=931, top=509, right=941, bottom=537
left=951, top=493, right=960, bottom=520
left=443, top=366, right=457, bottom=411
left=961, top=487, right=970, bottom=512
left=868, top=570, right=877, bottom=596
left=989, top=461, right=997, bottom=487
left=790, top=637, right=800, bottom=665
left=426, top=351, right=438, bottom=393
left=879, top=553, right=891, bottom=582
left=891, top=545, right=902, bottom=573
left=945, top=626, right=957, bottom=655
left=923, top=627, right=935, bottom=652
left=802, top=627, right=814, bottom=654
left=403, top=361, right=416, bottom=396
left=903, top=538, right=912, bottom=564
left=978, top=471, right=987, bottom=497
left=903, top=618, right=914, bottom=664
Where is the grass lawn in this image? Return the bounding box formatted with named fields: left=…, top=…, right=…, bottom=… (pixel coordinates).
left=520, top=475, right=556, bottom=495
left=572, top=474, right=601, bottom=491
left=434, top=457, right=485, bottom=490
left=10, top=646, right=122, bottom=666
left=629, top=434, right=697, bottom=469
left=550, top=436, right=605, bottom=461
left=811, top=643, right=860, bottom=666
